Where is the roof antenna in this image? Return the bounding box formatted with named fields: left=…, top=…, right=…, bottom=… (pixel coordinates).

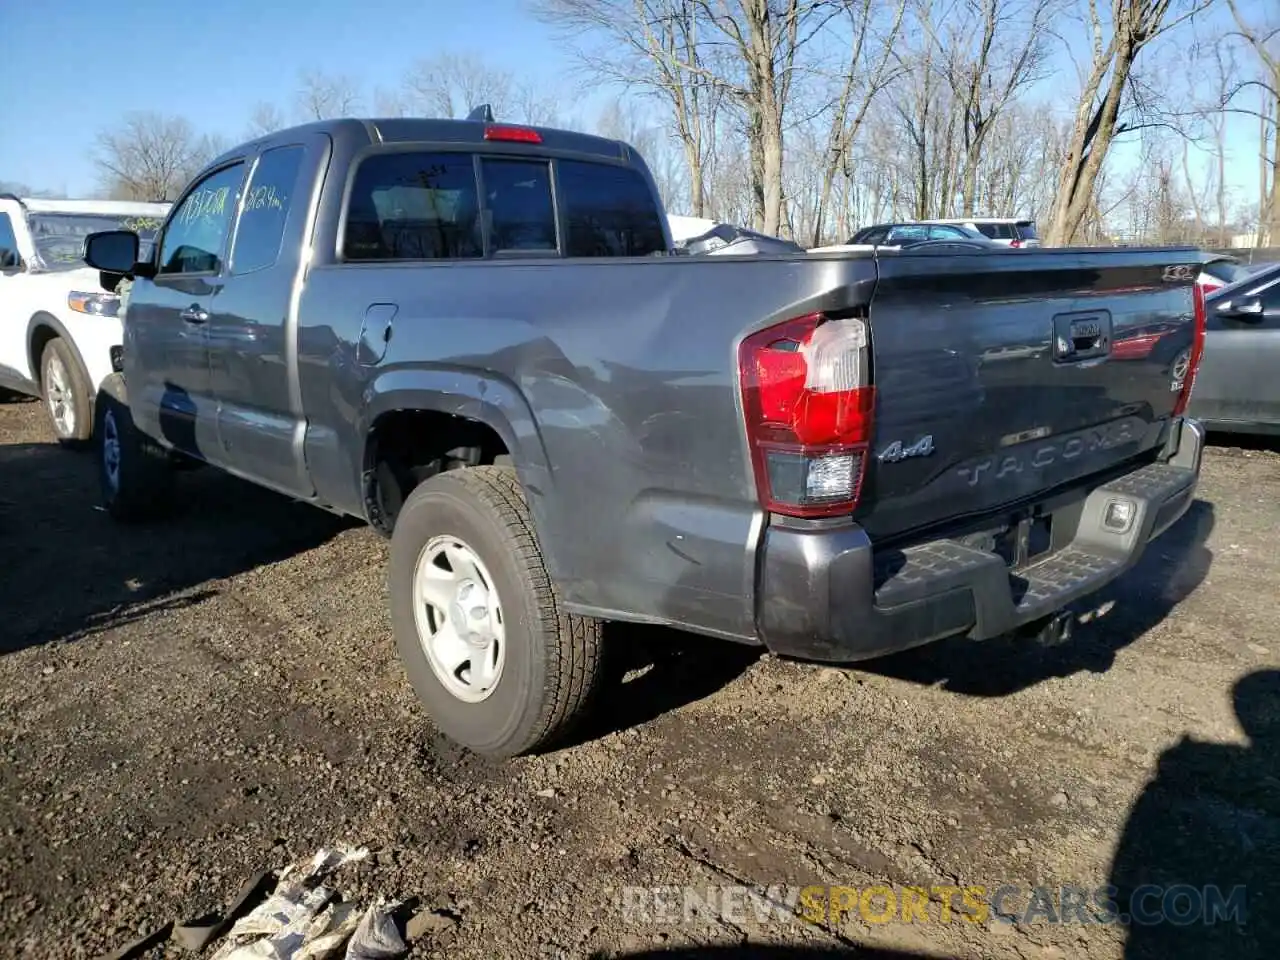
left=466, top=104, right=495, bottom=122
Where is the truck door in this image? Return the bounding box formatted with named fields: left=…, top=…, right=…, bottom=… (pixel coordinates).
left=1192, top=269, right=1280, bottom=428
left=203, top=135, right=326, bottom=497
left=124, top=161, right=247, bottom=458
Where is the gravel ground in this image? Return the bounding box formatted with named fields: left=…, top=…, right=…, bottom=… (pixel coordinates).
left=2, top=396, right=1279, bottom=960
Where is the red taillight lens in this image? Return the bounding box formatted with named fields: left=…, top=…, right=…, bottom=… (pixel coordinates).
left=484, top=125, right=542, bottom=144
left=738, top=313, right=874, bottom=518
left=1009, top=239, right=1023, bottom=248
left=1172, top=281, right=1207, bottom=416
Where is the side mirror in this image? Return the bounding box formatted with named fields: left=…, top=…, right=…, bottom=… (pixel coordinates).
left=1215, top=295, right=1265, bottom=321
left=83, top=230, right=140, bottom=275
left=0, top=248, right=23, bottom=270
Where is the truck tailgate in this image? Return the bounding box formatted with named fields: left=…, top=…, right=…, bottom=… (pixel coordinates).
left=859, top=249, right=1200, bottom=542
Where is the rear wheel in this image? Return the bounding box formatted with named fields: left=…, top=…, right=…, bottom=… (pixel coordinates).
left=389, top=466, right=604, bottom=757
left=94, top=380, right=174, bottom=522
left=41, top=338, right=93, bottom=446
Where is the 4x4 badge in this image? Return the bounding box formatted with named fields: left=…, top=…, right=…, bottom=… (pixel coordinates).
left=878, top=435, right=935, bottom=463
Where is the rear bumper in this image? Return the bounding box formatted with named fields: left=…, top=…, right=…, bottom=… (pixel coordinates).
left=757, top=417, right=1205, bottom=662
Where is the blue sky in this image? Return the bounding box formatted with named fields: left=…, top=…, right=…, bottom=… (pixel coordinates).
left=0, top=0, right=583, bottom=195
left=0, top=0, right=1271, bottom=219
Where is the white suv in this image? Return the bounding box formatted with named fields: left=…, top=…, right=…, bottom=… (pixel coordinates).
left=0, top=195, right=169, bottom=445
left=919, top=217, right=1041, bottom=247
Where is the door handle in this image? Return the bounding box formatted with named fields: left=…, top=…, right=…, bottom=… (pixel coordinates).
left=180, top=305, right=209, bottom=324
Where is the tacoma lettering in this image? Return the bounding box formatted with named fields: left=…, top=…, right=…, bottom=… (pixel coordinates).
left=958, top=420, right=1138, bottom=488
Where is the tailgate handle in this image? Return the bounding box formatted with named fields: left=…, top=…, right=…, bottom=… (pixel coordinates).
left=1053, top=311, right=1111, bottom=362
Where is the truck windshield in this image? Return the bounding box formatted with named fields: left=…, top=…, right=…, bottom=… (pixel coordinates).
left=27, top=213, right=163, bottom=271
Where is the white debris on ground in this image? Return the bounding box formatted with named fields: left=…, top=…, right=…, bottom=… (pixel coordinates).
left=207, top=846, right=406, bottom=960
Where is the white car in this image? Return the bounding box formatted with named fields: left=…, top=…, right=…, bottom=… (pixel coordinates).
left=0, top=195, right=169, bottom=445
left=918, top=217, right=1041, bottom=247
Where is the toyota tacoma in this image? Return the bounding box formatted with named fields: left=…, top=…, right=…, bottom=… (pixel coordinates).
left=81, top=114, right=1208, bottom=757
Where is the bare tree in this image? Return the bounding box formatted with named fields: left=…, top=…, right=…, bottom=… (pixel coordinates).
left=885, top=0, right=956, bottom=220
left=0, top=180, right=66, bottom=199
left=245, top=101, right=287, bottom=139
left=404, top=53, right=514, bottom=118
left=697, top=0, right=843, bottom=236
left=1043, top=0, right=1211, bottom=246
left=1225, top=0, right=1279, bottom=246
left=372, top=87, right=413, bottom=118
left=533, top=0, right=723, bottom=217
left=1208, top=40, right=1235, bottom=245
left=93, top=112, right=224, bottom=201
left=594, top=96, right=684, bottom=206
left=810, top=0, right=907, bottom=245
left=295, top=69, right=363, bottom=121
left=401, top=52, right=565, bottom=125
left=538, top=0, right=848, bottom=235
left=947, top=0, right=1058, bottom=216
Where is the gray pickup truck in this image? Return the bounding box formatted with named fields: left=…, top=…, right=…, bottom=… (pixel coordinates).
left=82, top=115, right=1209, bottom=757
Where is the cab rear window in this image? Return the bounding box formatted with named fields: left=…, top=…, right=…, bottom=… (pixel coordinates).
left=558, top=159, right=666, bottom=257
left=344, top=152, right=483, bottom=261
left=342, top=150, right=666, bottom=261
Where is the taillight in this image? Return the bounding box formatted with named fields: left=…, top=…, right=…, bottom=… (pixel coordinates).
left=484, top=124, right=542, bottom=144
left=1009, top=239, right=1023, bottom=248
left=738, top=313, right=874, bottom=518
left=1172, top=282, right=1207, bottom=416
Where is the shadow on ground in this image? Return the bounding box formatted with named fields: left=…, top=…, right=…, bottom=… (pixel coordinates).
left=1109, top=668, right=1280, bottom=959
left=564, top=624, right=763, bottom=748
left=1205, top=431, right=1280, bottom=454
left=860, top=499, right=1215, bottom=697
left=0, top=442, right=352, bottom=655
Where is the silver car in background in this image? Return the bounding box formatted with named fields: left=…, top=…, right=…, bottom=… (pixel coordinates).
left=1188, top=261, right=1280, bottom=435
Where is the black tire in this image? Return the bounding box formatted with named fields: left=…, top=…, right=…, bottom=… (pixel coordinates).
left=94, top=379, right=174, bottom=522
left=40, top=337, right=94, bottom=447
left=389, top=465, right=604, bottom=758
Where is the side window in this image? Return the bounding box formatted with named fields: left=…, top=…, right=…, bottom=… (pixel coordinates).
left=481, top=158, right=556, bottom=252
left=929, top=225, right=966, bottom=239
left=558, top=159, right=666, bottom=258
left=343, top=152, right=482, bottom=261
left=973, top=223, right=999, bottom=239
left=158, top=164, right=245, bottom=275
left=0, top=213, right=17, bottom=251
left=231, top=146, right=305, bottom=275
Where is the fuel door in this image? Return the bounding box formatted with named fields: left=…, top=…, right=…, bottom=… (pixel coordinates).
left=357, top=303, right=397, bottom=365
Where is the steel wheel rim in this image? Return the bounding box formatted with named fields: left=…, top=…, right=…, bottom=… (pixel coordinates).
left=102, top=409, right=121, bottom=492
left=45, top=353, right=75, bottom=437
left=412, top=535, right=506, bottom=703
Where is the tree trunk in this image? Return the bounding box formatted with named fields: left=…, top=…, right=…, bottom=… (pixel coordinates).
left=760, top=105, right=785, bottom=236
left=1267, top=93, right=1280, bottom=246
left=961, top=147, right=981, bottom=217
left=1044, top=38, right=1131, bottom=246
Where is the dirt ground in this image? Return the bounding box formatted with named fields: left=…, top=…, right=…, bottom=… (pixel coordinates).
left=2, top=396, right=1279, bottom=960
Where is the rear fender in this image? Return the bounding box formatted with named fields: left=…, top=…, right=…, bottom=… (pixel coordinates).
left=360, top=366, right=567, bottom=577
